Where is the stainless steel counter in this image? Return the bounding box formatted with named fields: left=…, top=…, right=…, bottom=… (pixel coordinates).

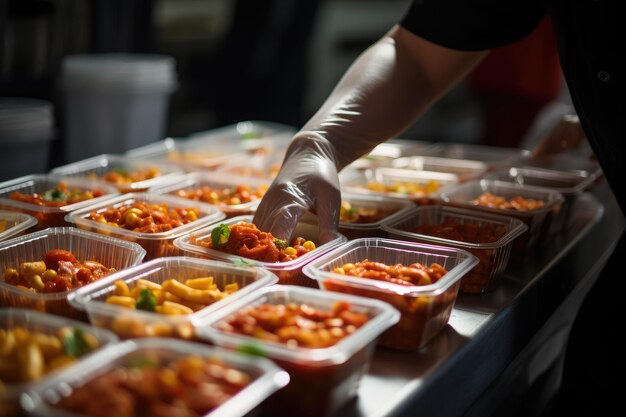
left=340, top=180, right=625, bottom=417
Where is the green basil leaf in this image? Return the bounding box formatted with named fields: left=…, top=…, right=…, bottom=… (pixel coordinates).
left=237, top=343, right=266, bottom=357
left=62, top=328, right=93, bottom=357
left=211, top=224, right=231, bottom=248
left=135, top=288, right=156, bottom=312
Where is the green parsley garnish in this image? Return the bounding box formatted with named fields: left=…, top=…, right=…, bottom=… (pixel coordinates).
left=237, top=343, right=266, bottom=357
left=42, top=188, right=67, bottom=202
left=274, top=238, right=287, bottom=249
left=62, top=328, right=93, bottom=357
left=233, top=258, right=256, bottom=267
left=211, top=224, right=231, bottom=248
left=135, top=288, right=156, bottom=312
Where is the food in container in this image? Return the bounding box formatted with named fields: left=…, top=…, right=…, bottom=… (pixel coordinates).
left=381, top=207, right=527, bottom=294
left=438, top=179, right=564, bottom=250
left=21, top=338, right=289, bottom=417
left=50, top=154, right=184, bottom=193
left=195, top=285, right=399, bottom=417
left=484, top=166, right=592, bottom=232
left=174, top=215, right=347, bottom=287
left=0, top=227, right=146, bottom=319
left=0, top=175, right=119, bottom=230
left=0, top=308, right=117, bottom=417
left=190, top=221, right=317, bottom=262
left=68, top=256, right=278, bottom=340
left=150, top=172, right=270, bottom=218
left=338, top=192, right=415, bottom=239
left=340, top=167, right=459, bottom=204
left=0, top=210, right=37, bottom=242
left=66, top=192, right=225, bottom=261
left=2, top=249, right=115, bottom=293
left=304, top=238, right=478, bottom=349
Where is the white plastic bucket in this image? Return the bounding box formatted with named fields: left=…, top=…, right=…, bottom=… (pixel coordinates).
left=60, top=53, right=177, bottom=163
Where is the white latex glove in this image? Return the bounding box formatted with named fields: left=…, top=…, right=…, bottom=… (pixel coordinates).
left=253, top=25, right=487, bottom=241
left=252, top=132, right=341, bottom=242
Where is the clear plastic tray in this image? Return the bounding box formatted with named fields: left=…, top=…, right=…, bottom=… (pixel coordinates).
left=338, top=192, right=415, bottom=240
left=195, top=285, right=399, bottom=417
left=0, top=227, right=146, bottom=319
left=49, top=153, right=185, bottom=193
left=380, top=206, right=527, bottom=294
left=214, top=149, right=285, bottom=180
left=125, top=120, right=295, bottom=171
left=173, top=215, right=347, bottom=287
left=150, top=172, right=271, bottom=218
left=68, top=256, right=279, bottom=340
left=65, top=192, right=225, bottom=261
left=303, top=238, right=478, bottom=349
left=339, top=167, right=459, bottom=204
left=0, top=210, right=37, bottom=242
left=518, top=154, right=603, bottom=185
left=420, top=142, right=531, bottom=171
left=20, top=337, right=289, bottom=417
left=391, top=155, right=488, bottom=181
left=347, top=139, right=438, bottom=170
left=1, top=308, right=118, bottom=417
left=484, top=166, right=592, bottom=233
left=0, top=174, right=120, bottom=230
left=438, top=179, right=565, bottom=250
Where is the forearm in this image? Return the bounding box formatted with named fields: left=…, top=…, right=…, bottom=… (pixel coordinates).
left=295, top=25, right=488, bottom=170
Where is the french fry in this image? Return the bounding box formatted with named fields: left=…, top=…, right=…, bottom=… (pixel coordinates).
left=161, top=279, right=222, bottom=304
left=184, top=276, right=214, bottom=290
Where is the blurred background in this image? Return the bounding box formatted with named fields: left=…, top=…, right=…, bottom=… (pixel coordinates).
left=0, top=0, right=564, bottom=176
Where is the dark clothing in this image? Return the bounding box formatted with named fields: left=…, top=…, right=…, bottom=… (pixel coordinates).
left=400, top=0, right=626, bottom=216
left=400, top=2, right=626, bottom=416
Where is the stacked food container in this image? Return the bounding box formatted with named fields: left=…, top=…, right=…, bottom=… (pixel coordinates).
left=0, top=119, right=604, bottom=417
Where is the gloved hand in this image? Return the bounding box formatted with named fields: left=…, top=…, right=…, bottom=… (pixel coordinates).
left=253, top=25, right=487, bottom=241
left=253, top=132, right=341, bottom=242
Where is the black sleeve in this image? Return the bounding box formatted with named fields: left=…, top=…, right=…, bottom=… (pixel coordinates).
left=400, top=0, right=548, bottom=51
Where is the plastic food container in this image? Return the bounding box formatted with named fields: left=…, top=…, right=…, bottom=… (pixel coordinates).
left=68, top=256, right=278, bottom=340
left=420, top=142, right=530, bottom=171
left=0, top=174, right=120, bottom=230
left=484, top=166, right=592, bottom=233
left=347, top=139, right=438, bottom=170
left=173, top=215, right=347, bottom=287
left=1, top=308, right=118, bottom=417
left=339, top=167, right=459, bottom=205
left=150, top=172, right=271, bottom=218
left=0, top=210, right=37, bottom=242
left=303, top=238, right=478, bottom=349
left=20, top=337, right=289, bottom=417
left=195, top=285, right=399, bottom=417
left=125, top=120, right=295, bottom=171
left=0, top=227, right=146, bottom=319
left=438, top=179, right=564, bottom=251
left=391, top=155, right=488, bottom=182
left=338, top=192, right=415, bottom=239
left=50, top=153, right=185, bottom=193
left=518, top=154, right=603, bottom=185
left=65, top=192, right=225, bottom=261
left=214, top=149, right=285, bottom=180
left=380, top=207, right=527, bottom=294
